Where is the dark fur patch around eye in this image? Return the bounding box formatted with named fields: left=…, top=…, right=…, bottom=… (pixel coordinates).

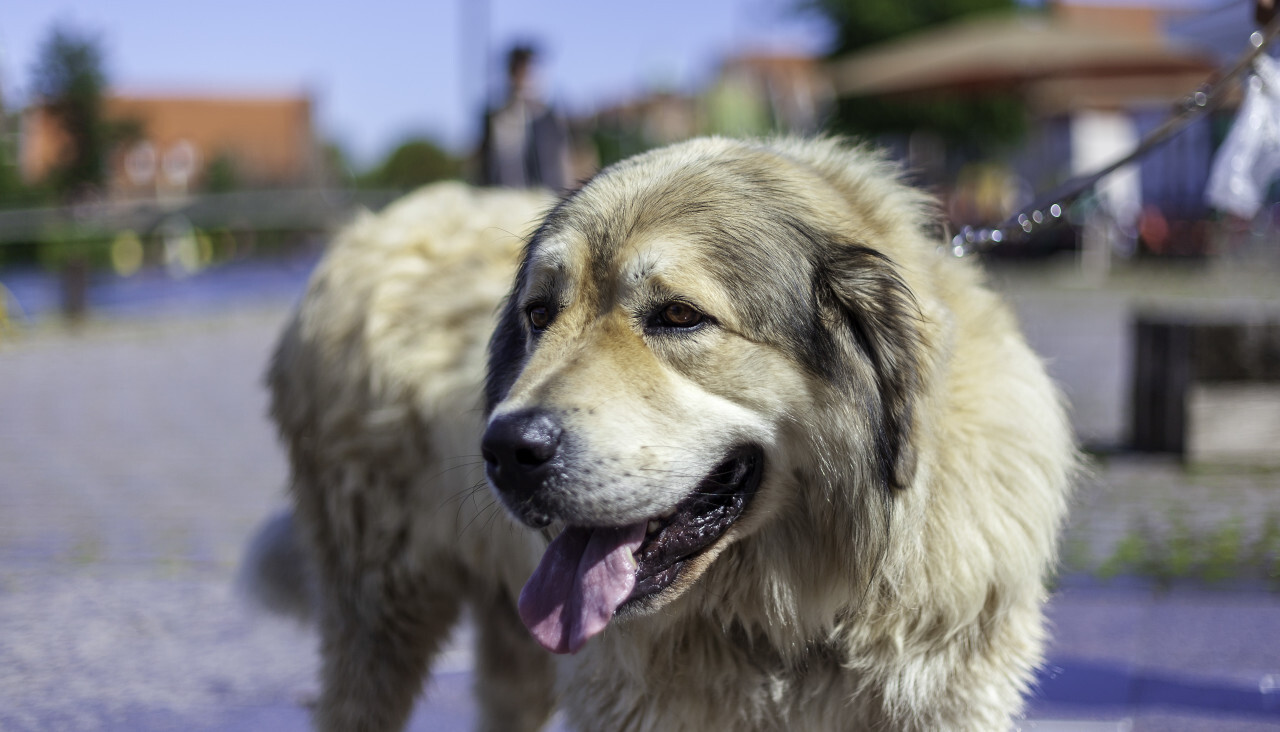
left=485, top=254, right=533, bottom=416
left=484, top=195, right=582, bottom=415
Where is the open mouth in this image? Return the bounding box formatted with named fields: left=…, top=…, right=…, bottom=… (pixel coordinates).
left=517, top=445, right=764, bottom=654
left=625, top=445, right=764, bottom=609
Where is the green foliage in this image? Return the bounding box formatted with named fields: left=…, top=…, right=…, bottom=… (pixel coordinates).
left=800, top=0, right=1028, bottom=154
left=802, top=0, right=1017, bottom=56
left=35, top=224, right=114, bottom=271
left=0, top=154, right=39, bottom=209
left=320, top=141, right=357, bottom=188
left=1202, top=520, right=1244, bottom=582
left=592, top=125, right=651, bottom=170
left=29, top=24, right=142, bottom=201
left=1089, top=509, right=1280, bottom=588
left=202, top=152, right=239, bottom=194
left=31, top=25, right=110, bottom=198
left=0, top=113, right=23, bottom=206
left=1162, top=509, right=1198, bottom=581
left=360, top=138, right=460, bottom=190
left=1253, top=513, right=1280, bottom=588
left=1097, top=528, right=1148, bottom=580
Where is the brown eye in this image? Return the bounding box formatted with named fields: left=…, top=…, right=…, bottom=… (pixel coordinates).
left=528, top=305, right=551, bottom=331
left=660, top=302, right=703, bottom=328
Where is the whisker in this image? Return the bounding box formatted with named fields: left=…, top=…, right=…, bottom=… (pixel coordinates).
left=425, top=458, right=487, bottom=484
left=437, top=475, right=490, bottom=509
left=459, top=496, right=495, bottom=537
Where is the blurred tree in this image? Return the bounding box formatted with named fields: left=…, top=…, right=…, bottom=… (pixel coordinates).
left=0, top=121, right=30, bottom=207
left=0, top=87, right=18, bottom=204
left=202, top=152, right=239, bottom=193
left=360, top=138, right=460, bottom=190
left=319, top=140, right=357, bottom=188
left=807, top=0, right=1015, bottom=53
left=30, top=24, right=140, bottom=201
left=800, top=0, right=1027, bottom=154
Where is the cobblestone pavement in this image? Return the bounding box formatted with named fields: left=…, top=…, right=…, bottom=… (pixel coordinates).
left=0, top=309, right=316, bottom=731
left=1, top=270, right=1278, bottom=730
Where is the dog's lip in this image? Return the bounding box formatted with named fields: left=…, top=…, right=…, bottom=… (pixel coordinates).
left=620, top=445, right=764, bottom=609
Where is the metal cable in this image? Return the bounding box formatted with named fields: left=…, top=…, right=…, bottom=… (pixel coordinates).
left=948, top=14, right=1280, bottom=257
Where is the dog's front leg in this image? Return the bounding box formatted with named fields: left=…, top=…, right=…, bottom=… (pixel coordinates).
left=471, top=585, right=558, bottom=732
left=313, top=559, right=464, bottom=732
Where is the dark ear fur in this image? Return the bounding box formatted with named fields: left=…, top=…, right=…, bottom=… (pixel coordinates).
left=484, top=256, right=530, bottom=416
left=820, top=244, right=923, bottom=490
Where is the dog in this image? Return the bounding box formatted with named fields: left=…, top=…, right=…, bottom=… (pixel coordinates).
left=255, top=182, right=557, bottom=732
left=248, top=137, right=1074, bottom=731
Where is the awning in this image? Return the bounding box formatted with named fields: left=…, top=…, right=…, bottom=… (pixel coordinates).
left=828, top=12, right=1215, bottom=98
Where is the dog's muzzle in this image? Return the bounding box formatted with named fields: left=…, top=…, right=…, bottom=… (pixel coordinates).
left=481, top=409, right=562, bottom=528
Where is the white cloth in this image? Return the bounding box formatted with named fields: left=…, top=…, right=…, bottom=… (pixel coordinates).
left=1071, top=110, right=1142, bottom=227
left=1206, top=54, right=1280, bottom=219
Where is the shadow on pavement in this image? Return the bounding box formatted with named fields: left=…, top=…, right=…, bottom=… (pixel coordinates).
left=1034, top=657, right=1280, bottom=720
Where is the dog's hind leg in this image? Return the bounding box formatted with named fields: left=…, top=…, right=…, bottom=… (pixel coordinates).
left=471, top=585, right=557, bottom=732
left=313, top=559, right=465, bottom=732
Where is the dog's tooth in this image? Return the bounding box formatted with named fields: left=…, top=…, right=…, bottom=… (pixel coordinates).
left=647, top=519, right=660, bottom=534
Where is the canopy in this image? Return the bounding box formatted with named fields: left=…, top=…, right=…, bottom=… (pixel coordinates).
left=828, top=13, right=1214, bottom=98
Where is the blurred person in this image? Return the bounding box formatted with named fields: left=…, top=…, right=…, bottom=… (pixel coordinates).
left=478, top=44, right=570, bottom=191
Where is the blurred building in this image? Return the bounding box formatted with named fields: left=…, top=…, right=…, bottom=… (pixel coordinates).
left=20, top=92, right=321, bottom=197
left=708, top=54, right=832, bottom=137
left=582, top=52, right=832, bottom=171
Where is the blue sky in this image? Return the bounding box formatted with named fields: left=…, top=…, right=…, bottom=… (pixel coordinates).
left=0, top=0, right=831, bottom=165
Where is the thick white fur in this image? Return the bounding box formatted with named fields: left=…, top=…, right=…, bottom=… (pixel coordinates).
left=259, top=138, right=1074, bottom=732
left=266, top=183, right=557, bottom=732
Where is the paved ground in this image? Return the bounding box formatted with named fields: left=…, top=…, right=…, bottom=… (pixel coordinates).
left=1, top=260, right=1278, bottom=730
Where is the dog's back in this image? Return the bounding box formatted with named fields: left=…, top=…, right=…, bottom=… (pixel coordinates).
left=254, top=182, right=557, bottom=732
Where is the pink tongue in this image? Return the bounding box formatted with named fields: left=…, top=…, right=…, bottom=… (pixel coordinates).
left=518, top=523, right=646, bottom=654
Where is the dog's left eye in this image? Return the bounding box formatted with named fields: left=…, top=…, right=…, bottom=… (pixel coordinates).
left=527, top=304, right=552, bottom=331
left=656, top=302, right=704, bottom=328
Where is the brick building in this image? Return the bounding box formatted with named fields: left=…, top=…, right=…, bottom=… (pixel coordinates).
left=20, top=92, right=320, bottom=197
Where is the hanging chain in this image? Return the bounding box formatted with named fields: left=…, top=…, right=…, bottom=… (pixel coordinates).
left=948, top=13, right=1280, bottom=258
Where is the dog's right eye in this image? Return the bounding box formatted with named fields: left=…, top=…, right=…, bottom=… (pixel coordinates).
left=657, top=301, right=704, bottom=328
left=527, top=304, right=552, bottom=331
left=646, top=300, right=711, bottom=333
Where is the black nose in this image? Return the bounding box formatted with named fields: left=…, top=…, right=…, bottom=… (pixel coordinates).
left=481, top=409, right=563, bottom=500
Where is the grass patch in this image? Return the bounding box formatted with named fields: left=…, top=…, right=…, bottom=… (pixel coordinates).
left=1074, top=508, right=1280, bottom=589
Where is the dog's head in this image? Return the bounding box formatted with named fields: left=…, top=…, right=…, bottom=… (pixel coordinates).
left=482, top=137, right=934, bottom=654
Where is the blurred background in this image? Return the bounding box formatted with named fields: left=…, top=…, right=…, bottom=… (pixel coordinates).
left=1, top=0, right=1278, bottom=730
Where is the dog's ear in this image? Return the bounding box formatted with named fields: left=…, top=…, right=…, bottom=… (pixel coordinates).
left=484, top=256, right=530, bottom=416
left=819, top=244, right=922, bottom=490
